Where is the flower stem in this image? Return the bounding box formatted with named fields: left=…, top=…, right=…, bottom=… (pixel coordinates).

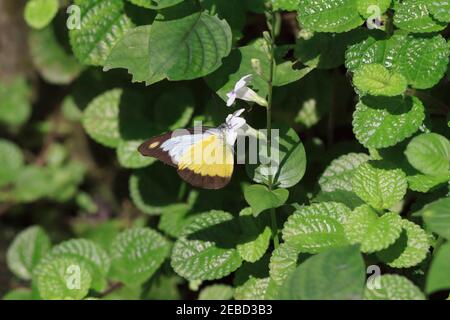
left=266, top=8, right=279, bottom=249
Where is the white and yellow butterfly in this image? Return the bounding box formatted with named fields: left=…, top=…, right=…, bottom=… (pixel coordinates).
left=138, top=109, right=246, bottom=189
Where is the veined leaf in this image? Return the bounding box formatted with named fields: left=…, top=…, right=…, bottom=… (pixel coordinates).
left=171, top=211, right=242, bottom=281
left=126, top=0, right=183, bottom=9
left=109, top=228, right=171, bottom=286
left=269, top=243, right=299, bottom=286
left=199, top=284, right=234, bottom=300
left=234, top=277, right=272, bottom=300
left=394, top=0, right=447, bottom=33
left=6, top=226, right=51, bottom=280
left=271, top=0, right=301, bottom=11
left=70, top=0, right=134, bottom=66
left=405, top=133, right=450, bottom=176
left=426, top=242, right=450, bottom=294
left=414, top=197, right=450, bottom=240
left=365, top=274, right=425, bottom=300
left=244, top=185, right=289, bottom=217
left=351, top=162, right=407, bottom=210
left=297, top=0, right=365, bottom=33
left=344, top=205, right=402, bottom=253
left=282, top=202, right=351, bottom=253
left=147, top=2, right=232, bottom=82
left=426, top=0, right=450, bottom=22
left=357, top=0, right=392, bottom=18
left=353, top=64, right=407, bottom=96
left=353, top=95, right=425, bottom=149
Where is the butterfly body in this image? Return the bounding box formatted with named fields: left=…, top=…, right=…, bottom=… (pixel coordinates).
left=138, top=109, right=246, bottom=189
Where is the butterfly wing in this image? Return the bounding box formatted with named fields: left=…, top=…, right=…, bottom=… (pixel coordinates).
left=138, top=128, right=234, bottom=189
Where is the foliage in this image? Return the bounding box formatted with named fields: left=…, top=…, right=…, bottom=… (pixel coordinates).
left=1, top=0, right=449, bottom=301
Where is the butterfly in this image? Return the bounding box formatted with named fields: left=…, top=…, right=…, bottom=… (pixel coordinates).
left=138, top=109, right=247, bottom=189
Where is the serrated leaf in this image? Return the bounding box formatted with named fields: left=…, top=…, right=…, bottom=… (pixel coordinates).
left=0, top=77, right=31, bottom=126
left=352, top=162, right=407, bottom=210
left=34, top=256, right=91, bottom=300
left=24, top=0, right=58, bottom=30
left=247, top=126, right=307, bottom=188
left=353, top=64, right=407, bottom=96
left=234, top=277, right=272, bottom=300
left=43, top=239, right=110, bottom=291
left=295, top=29, right=367, bottom=69
left=237, top=208, right=272, bottom=262
left=405, top=133, right=450, bottom=176
left=244, top=185, right=289, bottom=217
left=312, top=190, right=366, bottom=210
left=357, top=0, right=392, bottom=18
left=377, top=219, right=430, bottom=268
left=407, top=172, right=450, bottom=193
left=29, top=26, right=83, bottom=85
left=82, top=89, right=122, bottom=148
left=104, top=26, right=163, bottom=85
left=6, top=226, right=51, bottom=280
left=426, top=242, right=450, bottom=294
left=171, top=210, right=242, bottom=281
left=297, top=0, right=364, bottom=33
left=147, top=2, right=232, bottom=82
left=353, top=95, right=425, bottom=149
left=109, top=228, right=171, bottom=286
left=365, top=274, right=425, bottom=300
left=344, top=205, right=402, bottom=253
left=281, top=245, right=365, bottom=300
left=0, top=139, right=24, bottom=187
left=198, top=284, right=234, bottom=300
left=394, top=0, right=446, bottom=33
left=426, top=0, right=450, bottom=22
left=282, top=202, right=351, bottom=253
left=126, top=0, right=183, bottom=9
left=70, top=0, right=134, bottom=66
left=346, top=33, right=449, bottom=89
left=415, top=197, right=450, bottom=240
left=269, top=243, right=299, bottom=286
left=319, top=152, right=370, bottom=192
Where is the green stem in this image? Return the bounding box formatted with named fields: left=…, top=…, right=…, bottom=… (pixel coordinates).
left=266, top=8, right=279, bottom=249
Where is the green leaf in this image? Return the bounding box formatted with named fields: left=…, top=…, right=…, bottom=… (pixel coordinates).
left=171, top=210, right=242, bottom=281
left=11, top=166, right=51, bottom=203
left=271, top=0, right=300, bottom=11
left=24, top=0, right=58, bottom=30
left=153, top=86, right=194, bottom=131
left=0, top=139, right=24, bottom=187
left=6, top=226, right=51, bottom=280
left=353, top=64, right=407, bottom=96
left=109, top=228, right=171, bottom=286
left=70, top=0, right=134, bottom=66
left=117, top=140, right=156, bottom=169
left=244, top=185, right=289, bottom=216
left=269, top=243, right=299, bottom=286
left=295, top=29, right=367, bottom=69
left=104, top=26, right=161, bottom=85
left=147, top=2, right=232, bottom=82
left=126, top=0, right=183, bottom=9
left=357, top=0, right=392, bottom=18
left=344, top=205, right=402, bottom=253
left=426, top=0, right=450, bottom=22
left=394, top=0, right=446, bottom=33
left=2, top=289, right=33, bottom=300
left=237, top=208, right=272, bottom=262
left=319, top=152, right=370, bottom=192
left=198, top=284, right=234, bottom=300
left=353, top=95, right=425, bottom=149
left=29, top=26, right=83, bottom=85
left=346, top=33, right=449, bottom=89
left=158, top=204, right=195, bottom=238
left=407, top=172, right=450, bottom=193
left=281, top=245, right=365, bottom=300
left=312, top=190, right=365, bottom=210
left=297, top=0, right=364, bottom=33
left=377, top=219, right=430, bottom=268
left=247, top=127, right=307, bottom=188
left=34, top=256, right=92, bottom=300
left=274, top=63, right=314, bottom=87
left=352, top=162, right=407, bottom=210
left=43, top=239, right=110, bottom=291
left=365, top=274, right=425, bottom=300
left=82, top=89, right=122, bottom=148
left=282, top=202, right=351, bottom=253
left=234, top=277, right=272, bottom=300
left=129, top=164, right=183, bottom=215
left=0, top=77, right=31, bottom=126
left=426, top=242, right=450, bottom=294
left=405, top=133, right=450, bottom=176
left=414, top=197, right=450, bottom=240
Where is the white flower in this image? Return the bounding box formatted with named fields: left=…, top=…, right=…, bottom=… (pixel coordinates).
left=224, top=108, right=246, bottom=145
left=226, top=74, right=268, bottom=107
